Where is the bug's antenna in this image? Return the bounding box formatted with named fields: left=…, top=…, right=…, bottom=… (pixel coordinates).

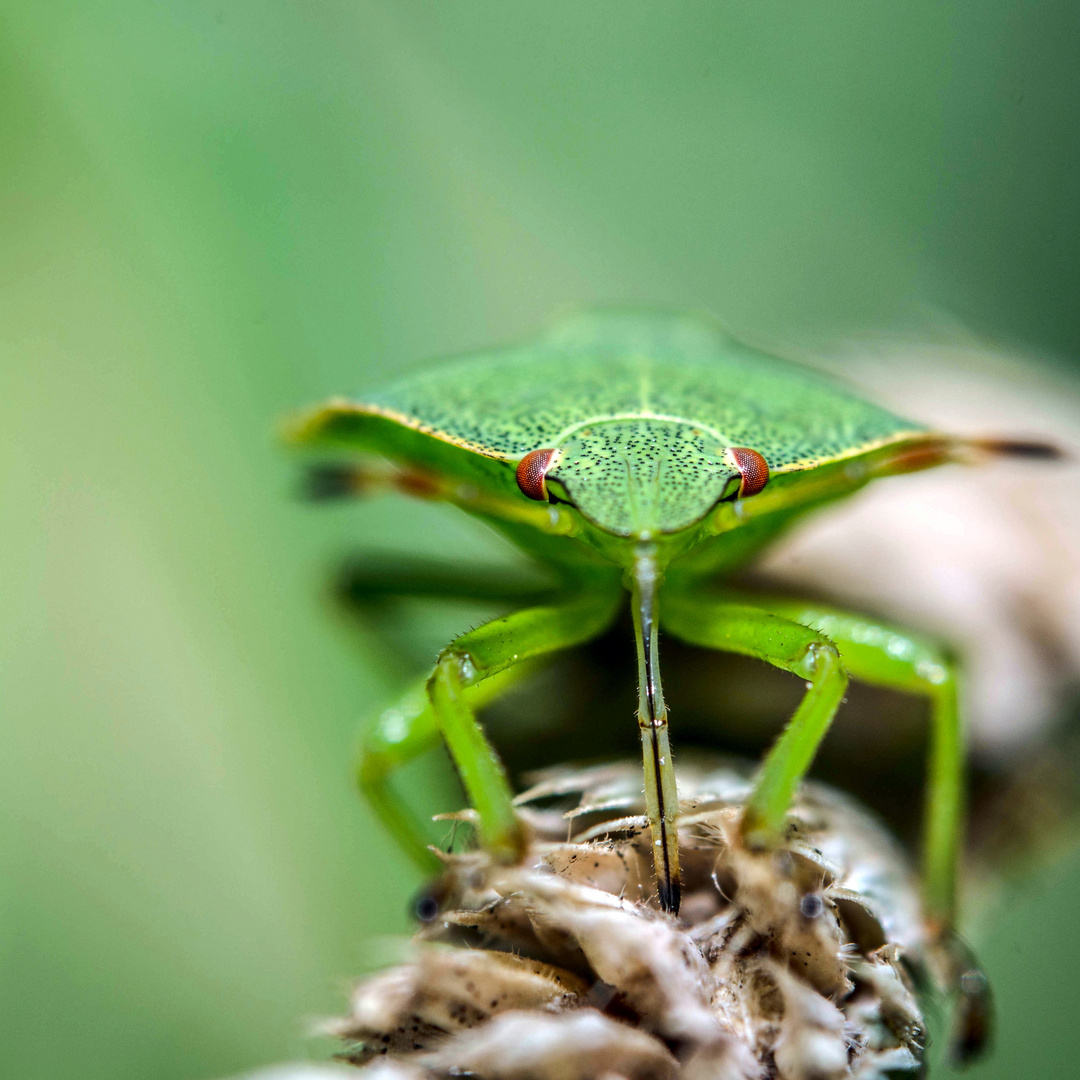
left=961, top=436, right=1066, bottom=461
left=300, top=461, right=444, bottom=503
left=302, top=462, right=372, bottom=501
left=631, top=544, right=681, bottom=915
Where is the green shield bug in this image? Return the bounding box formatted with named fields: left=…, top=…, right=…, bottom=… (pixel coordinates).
left=290, top=309, right=1056, bottom=968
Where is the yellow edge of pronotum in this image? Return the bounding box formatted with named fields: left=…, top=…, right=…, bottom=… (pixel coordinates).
left=292, top=400, right=943, bottom=475
left=286, top=399, right=517, bottom=462
left=770, top=428, right=949, bottom=475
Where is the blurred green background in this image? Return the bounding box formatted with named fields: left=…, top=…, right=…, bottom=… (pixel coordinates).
left=2, top=3, right=1079, bottom=1078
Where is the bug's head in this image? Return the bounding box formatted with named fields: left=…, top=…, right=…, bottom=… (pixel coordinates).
left=515, top=419, right=769, bottom=540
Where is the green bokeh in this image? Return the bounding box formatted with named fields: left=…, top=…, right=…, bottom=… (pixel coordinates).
left=1, top=4, right=1078, bottom=1078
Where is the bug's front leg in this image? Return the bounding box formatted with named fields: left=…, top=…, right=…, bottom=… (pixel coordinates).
left=361, top=584, right=621, bottom=869
left=360, top=666, right=529, bottom=871
left=726, top=594, right=964, bottom=929
left=665, top=588, right=989, bottom=1063
left=715, top=593, right=993, bottom=1062
left=661, top=593, right=849, bottom=849
left=338, top=553, right=560, bottom=866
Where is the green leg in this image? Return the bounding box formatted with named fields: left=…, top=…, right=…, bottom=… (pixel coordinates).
left=666, top=587, right=963, bottom=930
left=360, top=666, right=527, bottom=870
left=744, top=596, right=987, bottom=1061
left=338, top=552, right=558, bottom=867
left=663, top=589, right=982, bottom=1058
left=334, top=552, right=560, bottom=675
left=335, top=552, right=557, bottom=607
left=342, top=554, right=595, bottom=867
left=661, top=593, right=849, bottom=852
left=723, top=593, right=963, bottom=930
left=360, top=584, right=621, bottom=871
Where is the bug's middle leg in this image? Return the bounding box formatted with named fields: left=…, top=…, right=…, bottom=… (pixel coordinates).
left=334, top=552, right=558, bottom=608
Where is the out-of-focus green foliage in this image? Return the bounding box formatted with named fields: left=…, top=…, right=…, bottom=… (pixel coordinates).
left=1, top=4, right=1077, bottom=1078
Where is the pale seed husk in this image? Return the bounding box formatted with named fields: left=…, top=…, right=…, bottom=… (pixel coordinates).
left=332, top=759, right=950, bottom=1080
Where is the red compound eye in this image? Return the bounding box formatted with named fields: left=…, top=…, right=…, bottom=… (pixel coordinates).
left=727, top=447, right=769, bottom=497
left=516, top=448, right=559, bottom=500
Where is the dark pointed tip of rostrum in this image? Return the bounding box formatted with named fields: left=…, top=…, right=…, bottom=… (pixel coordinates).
left=657, top=878, right=681, bottom=916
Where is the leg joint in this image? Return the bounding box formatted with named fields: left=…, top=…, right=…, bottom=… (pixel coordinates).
left=432, top=647, right=479, bottom=687
left=798, top=638, right=843, bottom=681
left=914, top=652, right=956, bottom=691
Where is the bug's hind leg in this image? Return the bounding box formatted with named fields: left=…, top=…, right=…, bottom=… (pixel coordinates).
left=361, top=586, right=622, bottom=868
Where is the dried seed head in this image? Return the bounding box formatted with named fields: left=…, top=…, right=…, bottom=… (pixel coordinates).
left=332, top=759, right=962, bottom=1079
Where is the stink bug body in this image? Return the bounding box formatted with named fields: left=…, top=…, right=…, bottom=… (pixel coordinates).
left=291, top=308, right=1053, bottom=1022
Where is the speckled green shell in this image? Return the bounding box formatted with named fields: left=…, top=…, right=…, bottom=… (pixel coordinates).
left=327, top=310, right=924, bottom=536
